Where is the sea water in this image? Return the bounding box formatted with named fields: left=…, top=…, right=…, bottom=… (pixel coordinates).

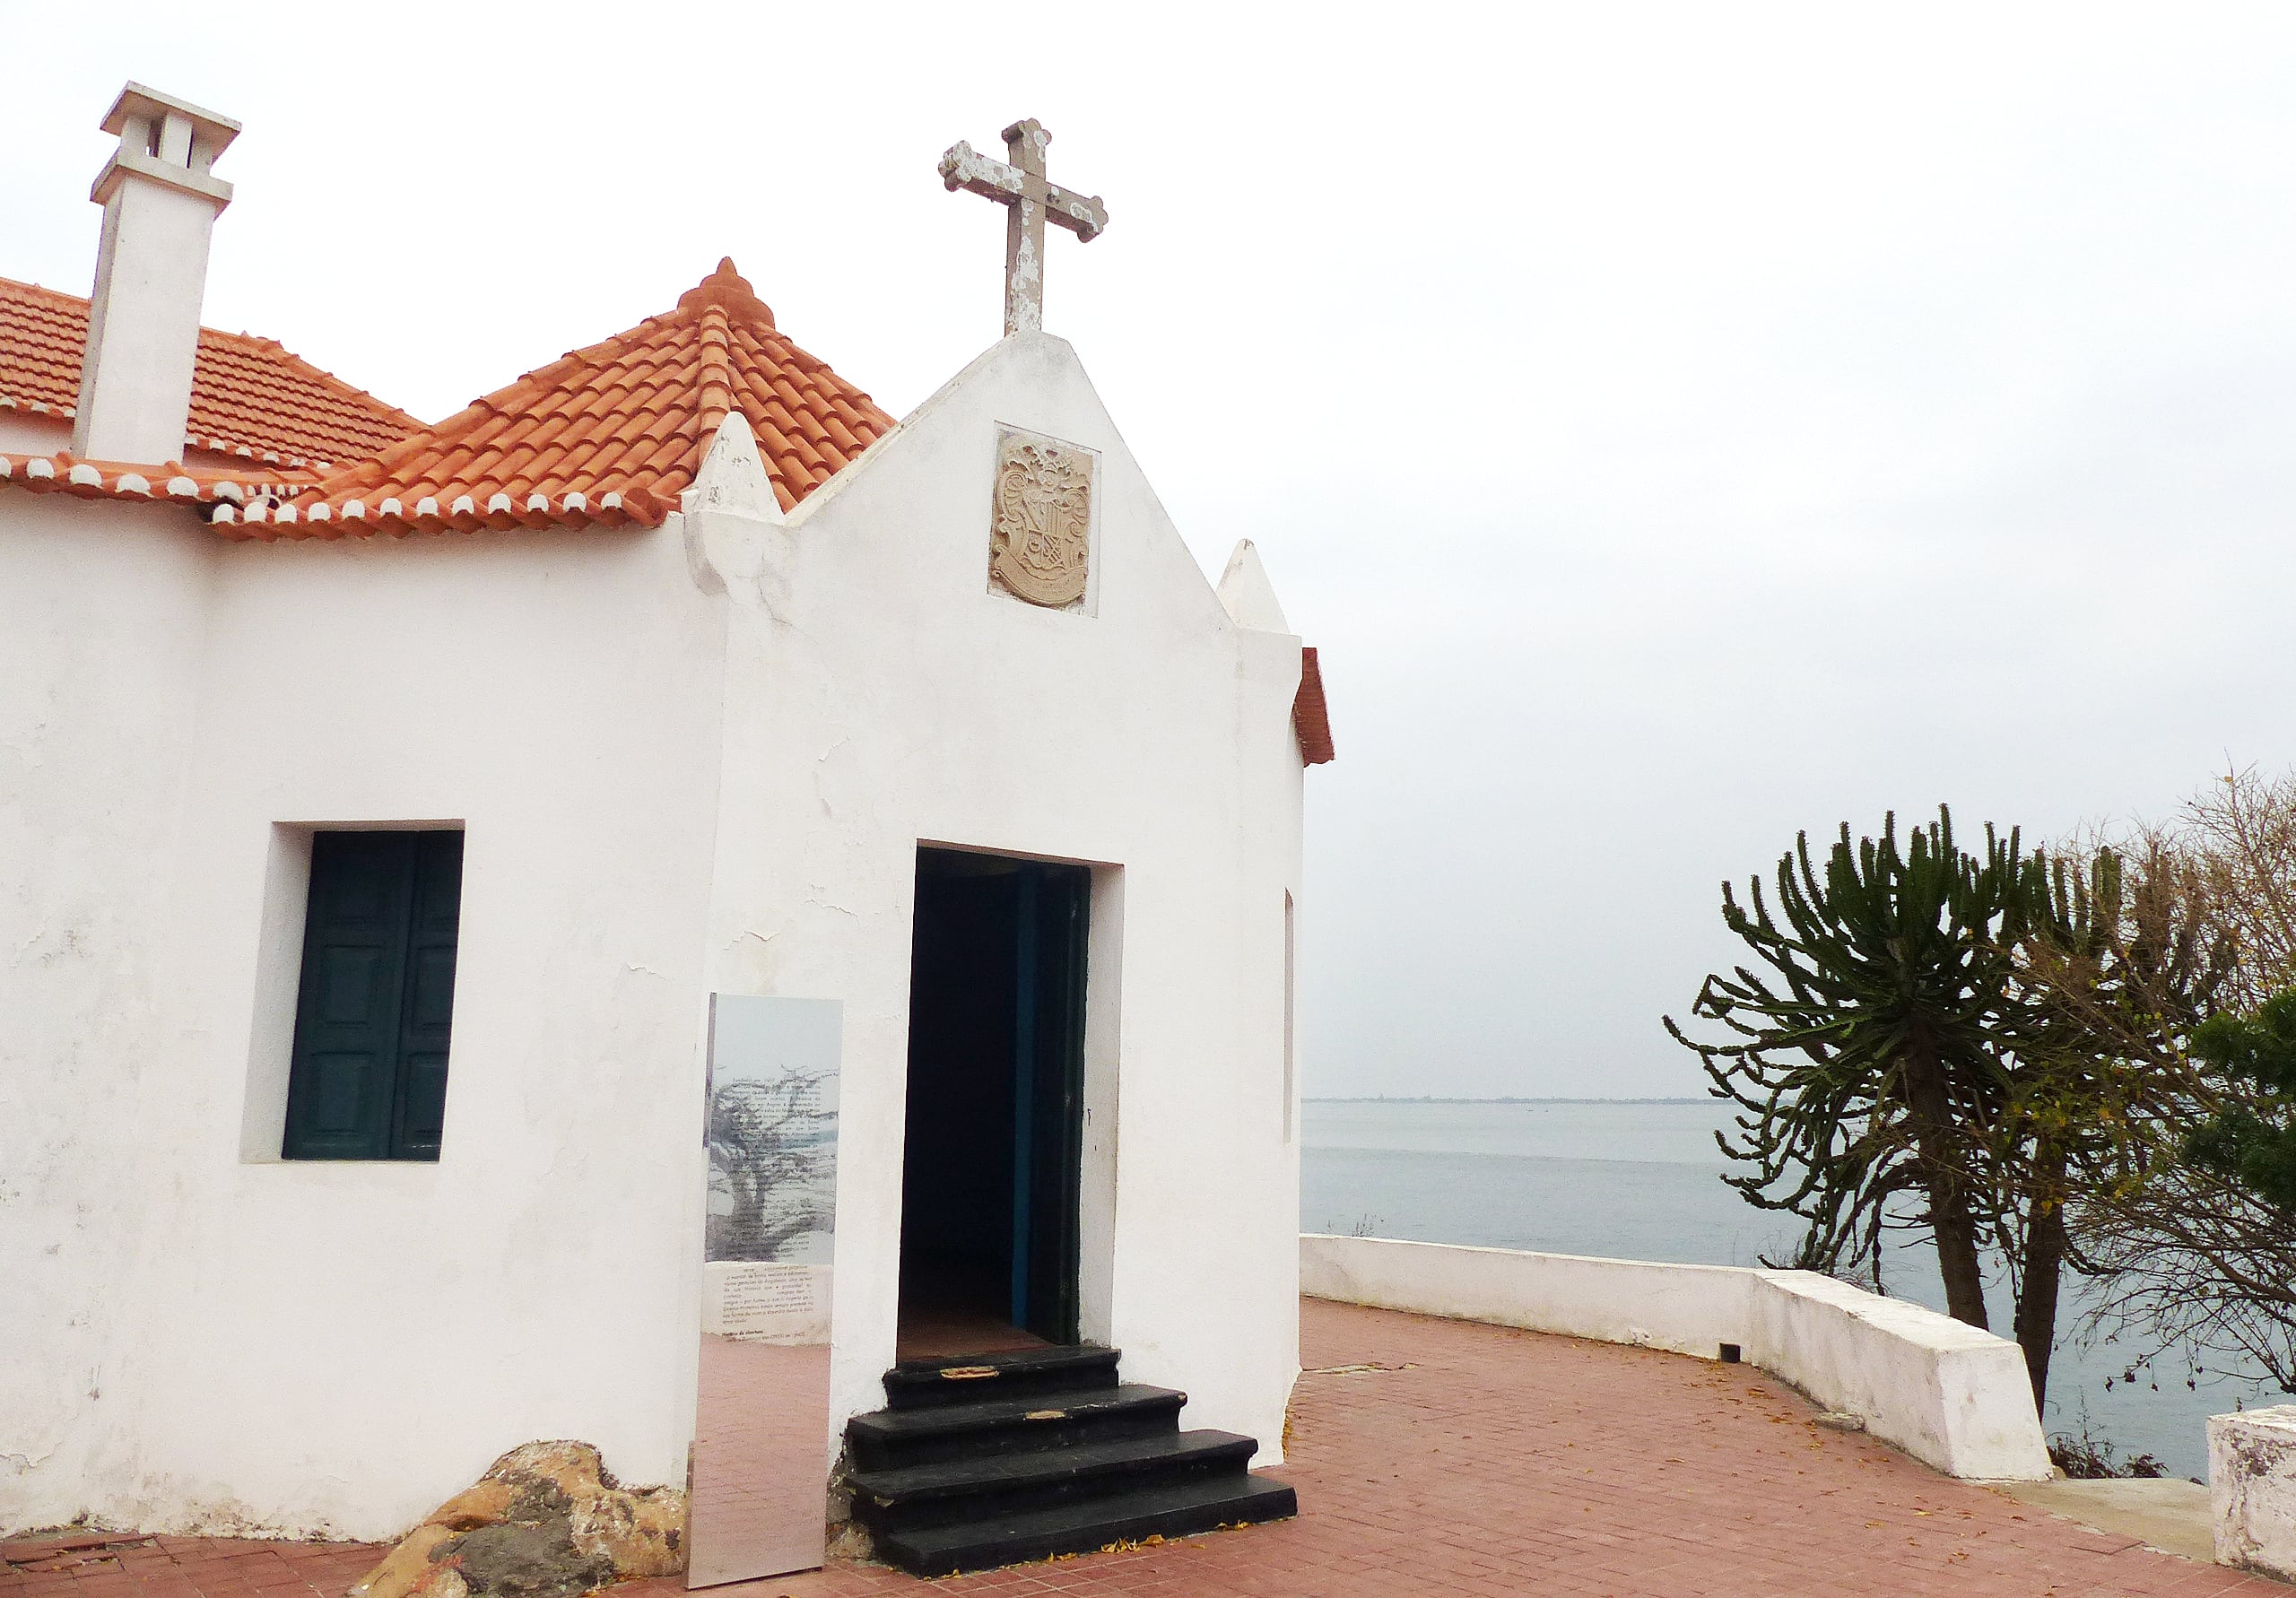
left=1300, top=1097, right=2282, bottom=1481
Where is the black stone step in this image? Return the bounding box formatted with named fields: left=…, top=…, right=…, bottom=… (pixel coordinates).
left=844, top=1383, right=1185, bottom=1472
left=881, top=1344, right=1120, bottom=1411
left=872, top=1472, right=1298, bottom=1577
left=848, top=1428, right=1259, bottom=1533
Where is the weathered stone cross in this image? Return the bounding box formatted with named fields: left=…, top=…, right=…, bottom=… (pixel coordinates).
left=939, top=119, right=1109, bottom=337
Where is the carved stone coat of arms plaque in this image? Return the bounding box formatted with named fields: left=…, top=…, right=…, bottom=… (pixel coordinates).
left=989, top=430, right=1093, bottom=608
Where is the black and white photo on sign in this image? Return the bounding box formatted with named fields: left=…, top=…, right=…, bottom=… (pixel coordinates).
left=704, top=997, right=841, bottom=1266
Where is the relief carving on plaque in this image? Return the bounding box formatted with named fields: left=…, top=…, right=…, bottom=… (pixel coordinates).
left=989, top=429, right=1094, bottom=609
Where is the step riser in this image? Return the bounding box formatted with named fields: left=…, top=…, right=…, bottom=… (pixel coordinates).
left=882, top=1347, right=1122, bottom=1411
left=852, top=1351, right=1295, bottom=1577
left=848, top=1402, right=1182, bottom=1472
left=876, top=1480, right=1300, bottom=1577
left=853, top=1455, right=1257, bottom=1533
left=883, top=1365, right=1121, bottom=1411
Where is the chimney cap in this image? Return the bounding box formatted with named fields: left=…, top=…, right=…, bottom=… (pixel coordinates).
left=100, top=82, right=240, bottom=150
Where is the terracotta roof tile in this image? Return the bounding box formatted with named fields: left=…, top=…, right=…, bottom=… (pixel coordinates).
left=0, top=275, right=420, bottom=469
left=0, top=450, right=316, bottom=509
left=8, top=260, right=1330, bottom=753
left=259, top=260, right=895, bottom=537
left=1294, top=646, right=1335, bottom=765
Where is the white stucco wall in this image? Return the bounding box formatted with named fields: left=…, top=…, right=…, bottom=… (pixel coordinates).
left=0, top=410, right=72, bottom=456
left=2, top=331, right=1309, bottom=1537
left=3, top=496, right=729, bottom=1539
left=1300, top=1235, right=2050, bottom=1481
left=2, top=493, right=217, bottom=1527
left=691, top=332, right=1306, bottom=1468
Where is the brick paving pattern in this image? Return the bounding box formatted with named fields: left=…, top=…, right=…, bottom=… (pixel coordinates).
left=6, top=1298, right=2285, bottom=1596
left=689, top=1337, right=831, bottom=1585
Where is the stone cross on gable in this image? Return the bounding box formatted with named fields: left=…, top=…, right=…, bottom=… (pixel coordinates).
left=939, top=119, right=1109, bottom=337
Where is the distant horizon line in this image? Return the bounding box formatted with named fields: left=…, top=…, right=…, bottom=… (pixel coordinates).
left=1307, top=1095, right=1709, bottom=1105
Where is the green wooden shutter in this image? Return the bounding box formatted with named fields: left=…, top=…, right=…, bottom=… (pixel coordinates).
left=390, top=831, right=462, bottom=1160
left=282, top=830, right=462, bottom=1161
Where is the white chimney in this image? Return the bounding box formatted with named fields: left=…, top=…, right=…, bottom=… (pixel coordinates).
left=71, top=83, right=239, bottom=465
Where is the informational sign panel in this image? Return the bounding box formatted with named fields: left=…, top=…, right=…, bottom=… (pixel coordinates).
left=688, top=995, right=841, bottom=1588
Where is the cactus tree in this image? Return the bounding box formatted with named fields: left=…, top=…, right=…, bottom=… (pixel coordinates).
left=1667, top=807, right=2029, bottom=1329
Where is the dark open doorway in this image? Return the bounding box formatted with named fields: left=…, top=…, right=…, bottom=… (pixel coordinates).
left=899, top=848, right=1090, bottom=1359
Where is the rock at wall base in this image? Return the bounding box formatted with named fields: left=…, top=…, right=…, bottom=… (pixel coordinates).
left=345, top=1442, right=684, bottom=1598
left=2209, top=1405, right=2296, bottom=1582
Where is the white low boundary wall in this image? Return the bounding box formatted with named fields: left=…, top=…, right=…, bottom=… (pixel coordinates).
left=1300, top=1234, right=2051, bottom=1481
left=2210, top=1405, right=2296, bottom=1581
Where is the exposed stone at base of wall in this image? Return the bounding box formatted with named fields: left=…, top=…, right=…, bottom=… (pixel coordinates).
left=347, top=1443, right=683, bottom=1598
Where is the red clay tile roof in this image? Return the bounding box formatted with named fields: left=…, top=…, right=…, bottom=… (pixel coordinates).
left=0, top=275, right=420, bottom=470
left=248, top=259, right=895, bottom=538
left=1294, top=645, right=1335, bottom=765
left=3, top=256, right=1333, bottom=758
left=0, top=453, right=312, bottom=507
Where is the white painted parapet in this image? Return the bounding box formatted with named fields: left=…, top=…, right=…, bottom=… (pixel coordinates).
left=2210, top=1405, right=2296, bottom=1581
left=1300, top=1232, right=1758, bottom=1357
left=1300, top=1234, right=2051, bottom=1481
left=1745, top=1270, right=2048, bottom=1480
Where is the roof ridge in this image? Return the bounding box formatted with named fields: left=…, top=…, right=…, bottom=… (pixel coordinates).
left=679, top=258, right=781, bottom=439
left=0, top=275, right=83, bottom=307
left=675, top=257, right=776, bottom=329
left=694, top=301, right=736, bottom=436
left=264, top=257, right=892, bottom=539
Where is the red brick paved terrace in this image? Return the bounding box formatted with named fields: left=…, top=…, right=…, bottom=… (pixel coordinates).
left=6, top=1299, right=2285, bottom=1598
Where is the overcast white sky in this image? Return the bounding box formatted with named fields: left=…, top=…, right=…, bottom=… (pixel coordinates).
left=8, top=4, right=2296, bottom=1099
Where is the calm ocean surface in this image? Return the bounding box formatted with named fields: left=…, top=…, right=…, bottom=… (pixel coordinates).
left=1300, top=1097, right=2280, bottom=1481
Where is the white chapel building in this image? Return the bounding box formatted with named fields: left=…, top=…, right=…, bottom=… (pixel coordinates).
left=0, top=85, right=1332, bottom=1550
